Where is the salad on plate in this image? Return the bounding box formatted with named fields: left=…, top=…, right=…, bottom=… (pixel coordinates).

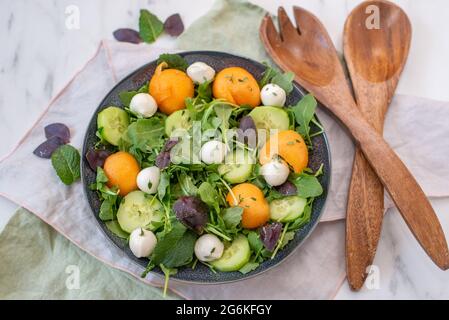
left=86, top=53, right=325, bottom=292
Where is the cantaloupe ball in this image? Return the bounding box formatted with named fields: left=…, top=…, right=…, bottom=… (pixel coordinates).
left=213, top=67, right=261, bottom=107
left=149, top=62, right=194, bottom=115
left=226, top=183, right=270, bottom=229
left=103, top=151, right=140, bottom=196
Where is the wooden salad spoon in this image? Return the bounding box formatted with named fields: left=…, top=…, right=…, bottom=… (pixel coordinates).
left=259, top=6, right=449, bottom=270
left=343, top=0, right=412, bottom=290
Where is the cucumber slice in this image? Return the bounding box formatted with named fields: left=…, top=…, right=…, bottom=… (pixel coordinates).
left=249, top=106, right=289, bottom=139
left=270, top=196, right=307, bottom=222
left=97, top=106, right=129, bottom=146
left=218, top=149, right=254, bottom=184
left=165, top=109, right=192, bottom=137
left=211, top=235, right=251, bottom=272
left=117, top=191, right=163, bottom=233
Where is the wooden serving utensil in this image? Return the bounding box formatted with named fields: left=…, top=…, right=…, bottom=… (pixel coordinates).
left=344, top=0, right=412, bottom=290
left=260, top=6, right=449, bottom=270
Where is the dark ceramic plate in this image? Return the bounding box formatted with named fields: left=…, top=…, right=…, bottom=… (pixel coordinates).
left=82, top=51, right=331, bottom=283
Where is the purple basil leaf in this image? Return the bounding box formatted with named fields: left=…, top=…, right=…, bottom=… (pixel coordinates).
left=239, top=116, right=256, bottom=132
left=164, top=13, right=184, bottom=37
left=275, top=181, right=297, bottom=196
left=162, top=138, right=179, bottom=152
left=260, top=222, right=283, bottom=251
left=173, top=196, right=208, bottom=234
left=155, top=151, right=171, bottom=169
left=113, top=28, right=142, bottom=44
left=238, top=116, right=257, bottom=148
left=86, top=149, right=113, bottom=171
left=44, top=123, right=70, bottom=144
left=33, top=136, right=64, bottom=159
left=155, top=138, right=178, bottom=168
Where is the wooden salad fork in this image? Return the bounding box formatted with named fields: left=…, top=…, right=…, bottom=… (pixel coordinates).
left=343, top=0, right=412, bottom=290
left=259, top=6, right=449, bottom=271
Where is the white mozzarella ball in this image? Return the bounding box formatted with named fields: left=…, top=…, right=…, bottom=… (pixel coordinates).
left=200, top=141, right=227, bottom=164
left=187, top=62, right=216, bottom=84
left=136, top=166, right=160, bottom=194
left=129, top=228, right=157, bottom=258
left=261, top=159, right=290, bottom=186
left=194, top=234, right=224, bottom=262
left=130, top=93, right=158, bottom=118
left=260, top=84, right=287, bottom=107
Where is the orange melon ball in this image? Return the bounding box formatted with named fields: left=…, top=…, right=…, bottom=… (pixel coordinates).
left=226, top=183, right=270, bottom=229
left=149, top=62, right=194, bottom=114
left=213, top=67, right=261, bottom=107
left=259, top=130, right=309, bottom=173
left=103, top=151, right=140, bottom=196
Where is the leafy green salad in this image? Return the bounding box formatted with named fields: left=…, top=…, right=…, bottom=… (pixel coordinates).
left=86, top=53, right=324, bottom=294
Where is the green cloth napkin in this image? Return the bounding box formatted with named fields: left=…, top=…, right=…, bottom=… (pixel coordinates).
left=177, top=0, right=271, bottom=63
left=0, top=0, right=271, bottom=299
left=0, top=209, right=177, bottom=299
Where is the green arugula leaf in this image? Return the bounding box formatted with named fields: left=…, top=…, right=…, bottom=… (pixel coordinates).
left=294, top=174, right=323, bottom=198
left=91, top=167, right=119, bottom=198
left=151, top=222, right=197, bottom=268
left=95, top=127, right=108, bottom=147
left=214, top=104, right=233, bottom=131
left=185, top=98, right=201, bottom=121
left=271, top=71, right=295, bottom=93
left=96, top=167, right=108, bottom=184
left=141, top=262, right=155, bottom=278
left=271, top=72, right=295, bottom=94
left=178, top=173, right=198, bottom=196
left=221, top=207, right=243, bottom=231
left=157, top=53, right=188, bottom=71
left=160, top=264, right=177, bottom=297
left=92, top=167, right=120, bottom=221
left=139, top=9, right=164, bottom=43
left=198, top=182, right=220, bottom=212
left=124, top=118, right=165, bottom=152
left=258, top=63, right=294, bottom=93
left=157, top=171, right=170, bottom=200
left=239, top=261, right=259, bottom=274
left=288, top=204, right=312, bottom=231
left=280, top=231, right=295, bottom=248
left=259, top=63, right=278, bottom=88
left=105, top=220, right=129, bottom=239
left=51, top=145, right=80, bottom=185
left=197, top=80, right=212, bottom=102
left=99, top=199, right=115, bottom=221
left=266, top=188, right=285, bottom=202
left=247, top=231, right=263, bottom=255
left=118, top=83, right=149, bottom=107
left=290, top=94, right=317, bottom=143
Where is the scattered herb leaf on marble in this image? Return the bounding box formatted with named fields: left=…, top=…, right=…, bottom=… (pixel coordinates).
left=33, top=136, right=65, bottom=159
left=164, top=13, right=184, bottom=36
left=139, top=9, right=164, bottom=43
left=51, top=144, right=80, bottom=185
left=113, top=28, right=142, bottom=44
left=44, top=123, right=70, bottom=144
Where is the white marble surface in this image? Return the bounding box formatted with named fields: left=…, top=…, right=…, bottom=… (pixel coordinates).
left=1, top=0, right=449, bottom=299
